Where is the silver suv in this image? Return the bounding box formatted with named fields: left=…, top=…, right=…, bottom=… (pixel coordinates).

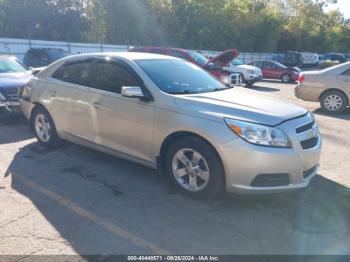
left=20, top=52, right=322, bottom=197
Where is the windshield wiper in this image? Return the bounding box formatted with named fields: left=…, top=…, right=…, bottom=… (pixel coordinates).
left=168, top=90, right=197, bottom=95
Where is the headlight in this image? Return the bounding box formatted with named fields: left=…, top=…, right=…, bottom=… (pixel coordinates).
left=247, top=69, right=255, bottom=75
left=21, top=84, right=32, bottom=99
left=0, top=92, right=5, bottom=101
left=225, top=118, right=292, bottom=148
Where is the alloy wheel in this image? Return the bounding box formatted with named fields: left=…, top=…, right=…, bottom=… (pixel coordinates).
left=171, top=148, right=210, bottom=192
left=35, top=113, right=52, bottom=142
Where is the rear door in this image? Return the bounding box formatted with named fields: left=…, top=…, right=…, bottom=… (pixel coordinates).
left=337, top=68, right=350, bottom=91
left=49, top=58, right=94, bottom=140
left=88, top=57, right=155, bottom=163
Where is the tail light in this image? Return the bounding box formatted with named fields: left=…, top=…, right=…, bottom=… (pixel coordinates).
left=298, top=74, right=305, bottom=84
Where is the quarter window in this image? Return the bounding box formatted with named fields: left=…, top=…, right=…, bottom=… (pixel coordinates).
left=342, top=69, right=350, bottom=76
left=52, top=61, right=91, bottom=86
left=90, top=61, right=140, bottom=94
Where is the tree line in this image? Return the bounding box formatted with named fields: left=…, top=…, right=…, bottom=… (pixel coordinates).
left=0, top=0, right=349, bottom=53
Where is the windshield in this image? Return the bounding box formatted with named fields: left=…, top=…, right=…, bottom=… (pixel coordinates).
left=137, top=59, right=227, bottom=94
left=47, top=49, right=70, bottom=61
left=188, top=51, right=208, bottom=66
left=0, top=57, right=28, bottom=73
left=232, top=59, right=243, bottom=66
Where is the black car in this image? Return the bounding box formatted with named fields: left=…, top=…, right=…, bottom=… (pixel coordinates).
left=23, top=48, right=70, bottom=67
left=324, top=53, right=347, bottom=63
left=0, top=55, right=33, bottom=113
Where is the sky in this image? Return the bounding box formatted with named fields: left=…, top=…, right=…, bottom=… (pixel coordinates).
left=323, top=0, right=350, bottom=19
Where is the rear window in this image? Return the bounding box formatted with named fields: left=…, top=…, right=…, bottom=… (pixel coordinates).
left=52, top=60, right=91, bottom=86
left=47, top=49, right=70, bottom=61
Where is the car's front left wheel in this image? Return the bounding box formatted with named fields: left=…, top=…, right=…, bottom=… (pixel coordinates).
left=31, top=107, right=61, bottom=148
left=165, top=136, right=225, bottom=198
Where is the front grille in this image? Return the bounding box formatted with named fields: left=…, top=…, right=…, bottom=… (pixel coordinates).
left=303, top=165, right=317, bottom=179
left=1, top=89, right=19, bottom=101
left=251, top=173, right=290, bottom=187
left=296, top=120, right=315, bottom=134
left=300, top=137, right=318, bottom=150
left=230, top=73, right=242, bottom=85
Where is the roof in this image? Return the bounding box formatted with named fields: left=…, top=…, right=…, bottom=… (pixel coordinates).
left=60, top=52, right=177, bottom=62
left=131, top=46, right=188, bottom=52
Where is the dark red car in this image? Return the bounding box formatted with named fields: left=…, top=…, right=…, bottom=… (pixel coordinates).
left=249, top=61, right=300, bottom=82
left=130, top=46, right=240, bottom=84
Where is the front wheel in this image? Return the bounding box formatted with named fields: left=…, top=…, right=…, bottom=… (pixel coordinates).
left=165, top=136, right=225, bottom=198
left=31, top=107, right=61, bottom=148
left=320, top=90, right=348, bottom=114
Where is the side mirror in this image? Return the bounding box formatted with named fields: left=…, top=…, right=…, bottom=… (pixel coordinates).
left=30, top=67, right=44, bottom=75
left=121, top=86, right=146, bottom=99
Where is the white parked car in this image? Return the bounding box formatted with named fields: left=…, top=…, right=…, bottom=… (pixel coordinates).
left=224, top=59, right=262, bottom=86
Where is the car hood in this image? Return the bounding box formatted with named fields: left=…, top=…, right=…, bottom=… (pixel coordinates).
left=175, top=88, right=307, bottom=126
left=0, top=72, right=33, bottom=92
left=225, top=64, right=261, bottom=72
left=206, top=49, right=240, bottom=67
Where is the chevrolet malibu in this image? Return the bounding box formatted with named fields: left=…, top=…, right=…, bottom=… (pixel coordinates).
left=20, top=53, right=322, bottom=197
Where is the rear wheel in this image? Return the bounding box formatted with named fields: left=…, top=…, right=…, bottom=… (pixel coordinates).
left=281, top=73, right=291, bottom=83
left=31, top=107, right=61, bottom=148
left=165, top=136, right=225, bottom=198
left=320, top=90, right=347, bottom=114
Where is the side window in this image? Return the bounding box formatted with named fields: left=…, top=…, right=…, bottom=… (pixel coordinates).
left=342, top=69, right=350, bottom=76
left=90, top=61, right=140, bottom=94
left=263, top=62, right=270, bottom=68
left=169, top=50, right=189, bottom=60
left=52, top=60, right=91, bottom=86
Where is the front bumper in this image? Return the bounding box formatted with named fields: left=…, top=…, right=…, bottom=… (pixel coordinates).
left=19, top=99, right=35, bottom=120
left=0, top=100, right=21, bottom=112
left=219, top=113, right=322, bottom=194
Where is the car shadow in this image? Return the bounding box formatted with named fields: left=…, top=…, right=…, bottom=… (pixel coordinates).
left=4, top=141, right=350, bottom=255
left=261, top=79, right=297, bottom=85
left=0, top=113, right=34, bottom=143
left=245, top=85, right=280, bottom=92
left=313, top=108, right=350, bottom=121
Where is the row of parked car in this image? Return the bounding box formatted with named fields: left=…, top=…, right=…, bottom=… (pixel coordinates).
left=1, top=46, right=349, bottom=115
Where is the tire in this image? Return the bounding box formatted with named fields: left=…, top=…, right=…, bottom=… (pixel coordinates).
left=320, top=90, right=348, bottom=114
left=245, top=81, right=254, bottom=87
left=281, top=73, right=291, bottom=83
left=164, top=136, right=225, bottom=198
left=31, top=106, right=61, bottom=148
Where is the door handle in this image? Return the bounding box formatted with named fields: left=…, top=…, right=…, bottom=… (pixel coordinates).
left=50, top=90, right=57, bottom=97
left=92, top=101, right=101, bottom=109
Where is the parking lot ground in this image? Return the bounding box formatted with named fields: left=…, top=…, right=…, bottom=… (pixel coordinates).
left=0, top=81, right=349, bottom=256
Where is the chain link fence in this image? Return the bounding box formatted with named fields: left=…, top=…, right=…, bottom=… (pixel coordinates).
left=1, top=37, right=283, bottom=64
